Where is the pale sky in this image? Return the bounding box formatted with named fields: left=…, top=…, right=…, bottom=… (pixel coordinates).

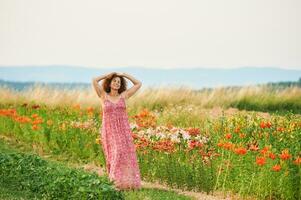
left=0, top=0, right=300, bottom=69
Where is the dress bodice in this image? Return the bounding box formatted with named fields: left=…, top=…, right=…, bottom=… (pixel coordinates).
left=102, top=93, right=127, bottom=119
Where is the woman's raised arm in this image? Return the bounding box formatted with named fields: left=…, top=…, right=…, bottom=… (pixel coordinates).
left=92, top=72, right=115, bottom=98
left=121, top=73, right=142, bottom=99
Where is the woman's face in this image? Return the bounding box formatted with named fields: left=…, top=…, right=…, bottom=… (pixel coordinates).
left=110, top=77, right=121, bottom=90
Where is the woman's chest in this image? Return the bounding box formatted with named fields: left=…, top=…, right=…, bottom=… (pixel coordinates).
left=101, top=100, right=126, bottom=113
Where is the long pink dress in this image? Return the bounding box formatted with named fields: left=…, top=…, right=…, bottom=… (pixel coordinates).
left=100, top=92, right=142, bottom=190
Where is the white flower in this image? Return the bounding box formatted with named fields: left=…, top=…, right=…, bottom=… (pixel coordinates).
left=156, top=132, right=166, bottom=139
left=130, top=123, right=138, bottom=130
left=170, top=127, right=180, bottom=133
left=181, top=130, right=191, bottom=140
left=170, top=134, right=180, bottom=143
left=137, top=130, right=145, bottom=137
left=195, top=135, right=210, bottom=143
left=146, top=128, right=153, bottom=135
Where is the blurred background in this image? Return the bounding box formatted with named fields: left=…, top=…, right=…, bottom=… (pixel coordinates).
left=0, top=0, right=300, bottom=90
left=0, top=0, right=300, bottom=113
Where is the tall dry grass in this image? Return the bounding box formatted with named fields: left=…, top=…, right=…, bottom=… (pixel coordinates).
left=0, top=84, right=300, bottom=113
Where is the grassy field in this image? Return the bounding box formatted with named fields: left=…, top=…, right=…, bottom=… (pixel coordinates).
left=0, top=139, right=193, bottom=200
left=1, top=84, right=301, bottom=114
left=0, top=85, right=300, bottom=199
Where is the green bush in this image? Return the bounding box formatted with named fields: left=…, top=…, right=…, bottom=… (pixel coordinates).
left=0, top=151, right=124, bottom=200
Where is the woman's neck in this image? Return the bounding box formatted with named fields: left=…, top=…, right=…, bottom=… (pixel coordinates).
left=110, top=89, right=119, bottom=96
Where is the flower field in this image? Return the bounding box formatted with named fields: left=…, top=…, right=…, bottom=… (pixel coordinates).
left=0, top=97, right=300, bottom=200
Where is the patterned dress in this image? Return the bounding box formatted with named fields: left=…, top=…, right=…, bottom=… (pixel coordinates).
left=100, top=92, right=142, bottom=190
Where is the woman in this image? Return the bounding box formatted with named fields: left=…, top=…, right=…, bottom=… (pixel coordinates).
left=92, top=72, right=142, bottom=191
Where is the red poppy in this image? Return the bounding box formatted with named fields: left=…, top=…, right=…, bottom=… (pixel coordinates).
left=293, top=156, right=301, bottom=165
left=225, top=133, right=232, bottom=139
left=234, top=147, right=247, bottom=155
left=260, top=146, right=269, bottom=155
left=256, top=156, right=266, bottom=166
left=272, top=164, right=281, bottom=172
left=223, top=142, right=234, bottom=150
left=279, top=149, right=291, bottom=160
left=217, top=141, right=224, bottom=147
left=260, top=121, right=266, bottom=128
left=265, top=121, right=272, bottom=128
left=269, top=152, right=276, bottom=160
left=234, top=127, right=240, bottom=133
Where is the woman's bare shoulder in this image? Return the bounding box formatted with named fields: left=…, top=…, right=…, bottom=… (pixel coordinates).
left=120, top=91, right=128, bottom=99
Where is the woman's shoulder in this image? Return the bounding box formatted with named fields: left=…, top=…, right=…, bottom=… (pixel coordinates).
left=120, top=91, right=128, bottom=99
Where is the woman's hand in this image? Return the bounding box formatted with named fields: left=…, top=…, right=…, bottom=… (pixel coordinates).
left=116, top=72, right=124, bottom=76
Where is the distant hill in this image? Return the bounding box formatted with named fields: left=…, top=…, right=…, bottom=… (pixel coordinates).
left=0, top=66, right=300, bottom=90
left=0, top=78, right=300, bottom=92
left=0, top=79, right=89, bottom=91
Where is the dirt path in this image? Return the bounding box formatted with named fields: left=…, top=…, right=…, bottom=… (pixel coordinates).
left=80, top=163, right=245, bottom=200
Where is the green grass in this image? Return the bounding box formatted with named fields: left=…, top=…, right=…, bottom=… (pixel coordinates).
left=0, top=183, right=192, bottom=200
left=122, top=188, right=192, bottom=200
left=230, top=97, right=301, bottom=114
left=0, top=140, right=125, bottom=200
left=0, top=139, right=193, bottom=200
left=0, top=185, right=42, bottom=200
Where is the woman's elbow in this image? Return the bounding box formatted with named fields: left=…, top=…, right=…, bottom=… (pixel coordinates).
left=136, top=82, right=142, bottom=89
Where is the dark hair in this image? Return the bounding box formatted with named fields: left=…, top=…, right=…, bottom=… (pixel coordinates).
left=101, top=74, right=127, bottom=94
